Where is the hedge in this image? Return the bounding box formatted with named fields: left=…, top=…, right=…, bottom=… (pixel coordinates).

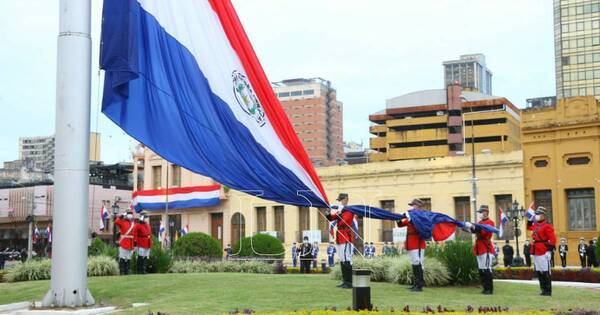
left=493, top=267, right=600, bottom=283
left=231, top=311, right=552, bottom=315
left=493, top=267, right=533, bottom=280
left=233, top=234, right=285, bottom=259
left=169, top=260, right=274, bottom=274
left=5, top=256, right=119, bottom=282
left=173, top=232, right=222, bottom=258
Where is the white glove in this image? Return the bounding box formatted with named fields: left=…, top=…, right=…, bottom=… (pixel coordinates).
left=545, top=251, right=552, bottom=261
left=463, top=222, right=474, bottom=232
left=404, top=211, right=411, bottom=222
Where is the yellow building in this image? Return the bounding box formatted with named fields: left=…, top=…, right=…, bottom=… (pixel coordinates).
left=522, top=96, right=600, bottom=266
left=369, top=85, right=521, bottom=162
left=133, top=147, right=525, bottom=262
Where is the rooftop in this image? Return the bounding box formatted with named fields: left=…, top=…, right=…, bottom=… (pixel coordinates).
left=385, top=89, right=503, bottom=110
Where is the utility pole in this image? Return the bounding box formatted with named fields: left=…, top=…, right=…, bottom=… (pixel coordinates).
left=470, top=115, right=478, bottom=220
left=27, top=193, right=35, bottom=260
left=42, top=0, right=94, bottom=307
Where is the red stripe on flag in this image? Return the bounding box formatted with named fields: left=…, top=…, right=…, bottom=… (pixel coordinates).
left=132, top=184, right=221, bottom=198
left=432, top=222, right=457, bottom=241
left=207, top=0, right=329, bottom=204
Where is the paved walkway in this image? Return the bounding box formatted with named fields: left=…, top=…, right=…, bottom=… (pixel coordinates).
left=497, top=279, right=600, bottom=289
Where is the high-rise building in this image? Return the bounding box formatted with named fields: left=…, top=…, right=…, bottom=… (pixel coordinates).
left=18, top=132, right=101, bottom=173
left=443, top=54, right=493, bottom=95
left=554, top=0, right=600, bottom=99
left=368, top=85, right=521, bottom=162
left=272, top=78, right=343, bottom=167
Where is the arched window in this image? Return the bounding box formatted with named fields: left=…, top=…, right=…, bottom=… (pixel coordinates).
left=231, top=212, right=246, bottom=247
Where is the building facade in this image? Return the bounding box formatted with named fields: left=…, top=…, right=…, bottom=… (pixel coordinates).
left=133, top=147, right=525, bottom=262
left=554, top=0, right=600, bottom=99
left=17, top=132, right=101, bottom=173
left=272, top=78, right=343, bottom=167
left=443, top=54, right=493, bottom=95
left=368, top=86, right=521, bottom=162
left=522, top=96, right=600, bottom=265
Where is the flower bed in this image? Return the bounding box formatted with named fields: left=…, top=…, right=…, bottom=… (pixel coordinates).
left=228, top=310, right=552, bottom=315
left=286, top=266, right=330, bottom=274
left=493, top=267, right=533, bottom=280
left=550, top=268, right=600, bottom=283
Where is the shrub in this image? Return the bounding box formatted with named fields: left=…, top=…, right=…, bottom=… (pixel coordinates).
left=6, top=259, right=51, bottom=282
left=427, top=240, right=478, bottom=285
left=551, top=267, right=600, bottom=283
left=385, top=255, right=451, bottom=286
left=287, top=266, right=326, bottom=274
left=169, top=260, right=273, bottom=274
left=493, top=267, right=534, bottom=280
left=233, top=311, right=552, bottom=315
left=173, top=232, right=222, bottom=258
left=233, top=234, right=285, bottom=259
left=148, top=236, right=172, bottom=273
left=351, top=257, right=393, bottom=281
left=0, top=269, right=7, bottom=282
left=87, top=255, right=119, bottom=277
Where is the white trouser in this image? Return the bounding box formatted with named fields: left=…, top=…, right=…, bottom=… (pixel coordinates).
left=119, top=247, right=133, bottom=260
left=137, top=247, right=151, bottom=257
left=336, top=243, right=353, bottom=263
left=534, top=252, right=552, bottom=272
left=408, top=249, right=425, bottom=266
left=476, top=253, right=493, bottom=270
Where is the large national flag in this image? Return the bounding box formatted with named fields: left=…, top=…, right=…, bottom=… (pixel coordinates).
left=526, top=202, right=536, bottom=221
left=100, top=0, right=328, bottom=208
left=498, top=207, right=509, bottom=238
left=132, top=185, right=221, bottom=212
left=99, top=205, right=109, bottom=230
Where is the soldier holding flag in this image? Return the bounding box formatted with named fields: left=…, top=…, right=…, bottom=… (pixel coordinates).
left=114, top=210, right=135, bottom=275
left=325, top=193, right=356, bottom=289
left=527, top=207, right=557, bottom=296
left=396, top=198, right=427, bottom=292
left=133, top=211, right=153, bottom=274
left=463, top=205, right=496, bottom=295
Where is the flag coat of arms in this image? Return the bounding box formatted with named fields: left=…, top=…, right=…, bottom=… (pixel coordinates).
left=100, top=0, right=328, bottom=207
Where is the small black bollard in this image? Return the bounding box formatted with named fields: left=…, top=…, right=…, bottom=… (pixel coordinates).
left=321, top=261, right=328, bottom=273
left=352, top=269, right=372, bottom=311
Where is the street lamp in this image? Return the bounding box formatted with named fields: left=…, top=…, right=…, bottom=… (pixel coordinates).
left=111, top=202, right=120, bottom=245
left=506, top=200, right=526, bottom=267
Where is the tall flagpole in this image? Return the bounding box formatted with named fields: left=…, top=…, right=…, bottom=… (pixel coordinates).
left=42, top=0, right=94, bottom=307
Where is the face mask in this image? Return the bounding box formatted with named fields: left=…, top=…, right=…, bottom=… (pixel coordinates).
left=303, top=239, right=308, bottom=244
left=535, top=214, right=542, bottom=221
left=126, top=214, right=133, bottom=220
left=140, top=215, right=146, bottom=221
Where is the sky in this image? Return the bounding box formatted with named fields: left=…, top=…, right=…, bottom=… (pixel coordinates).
left=0, top=0, right=555, bottom=164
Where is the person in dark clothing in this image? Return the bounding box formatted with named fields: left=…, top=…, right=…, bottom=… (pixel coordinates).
left=502, top=240, right=514, bottom=267
left=298, top=236, right=313, bottom=274
left=587, top=240, right=597, bottom=267
left=578, top=237, right=587, bottom=268
left=0, top=248, right=7, bottom=270
left=558, top=238, right=568, bottom=268
left=20, top=248, right=27, bottom=263
left=523, top=240, right=532, bottom=267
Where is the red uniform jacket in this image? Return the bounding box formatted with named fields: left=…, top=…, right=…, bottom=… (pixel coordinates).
left=134, top=221, right=153, bottom=249
left=474, top=218, right=496, bottom=256
left=327, top=209, right=355, bottom=244
left=397, top=218, right=426, bottom=250
left=527, top=220, right=556, bottom=256
left=115, top=217, right=135, bottom=250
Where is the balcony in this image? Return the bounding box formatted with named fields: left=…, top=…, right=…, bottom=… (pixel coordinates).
left=369, top=125, right=387, bottom=135
left=388, top=145, right=448, bottom=160
left=369, top=137, right=387, bottom=149
left=387, top=129, right=447, bottom=143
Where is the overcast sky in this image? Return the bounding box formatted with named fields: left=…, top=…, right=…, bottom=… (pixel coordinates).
left=0, top=0, right=555, bottom=164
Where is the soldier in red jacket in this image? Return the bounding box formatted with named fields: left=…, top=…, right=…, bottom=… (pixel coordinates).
left=114, top=211, right=135, bottom=275
left=325, top=193, right=356, bottom=289
left=397, top=198, right=427, bottom=292
left=527, top=207, right=556, bottom=296
left=134, top=211, right=153, bottom=274
left=464, top=205, right=496, bottom=295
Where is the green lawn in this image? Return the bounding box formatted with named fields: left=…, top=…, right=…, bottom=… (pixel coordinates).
left=1, top=273, right=599, bottom=314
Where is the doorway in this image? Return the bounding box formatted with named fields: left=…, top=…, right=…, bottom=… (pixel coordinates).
left=211, top=212, right=223, bottom=246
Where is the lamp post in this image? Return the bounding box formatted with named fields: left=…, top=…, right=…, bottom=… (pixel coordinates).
left=111, top=203, right=120, bottom=245
left=506, top=200, right=526, bottom=267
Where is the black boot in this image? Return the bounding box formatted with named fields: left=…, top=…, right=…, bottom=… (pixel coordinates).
left=118, top=258, right=125, bottom=275
left=537, top=272, right=545, bottom=295
left=124, top=259, right=131, bottom=275
left=411, top=264, right=424, bottom=292
left=409, top=265, right=418, bottom=290
left=337, top=262, right=347, bottom=287
left=541, top=272, right=552, bottom=296
left=482, top=270, right=493, bottom=295
left=137, top=257, right=144, bottom=274
left=142, top=257, right=148, bottom=274
left=478, top=269, right=485, bottom=293
left=341, top=262, right=353, bottom=289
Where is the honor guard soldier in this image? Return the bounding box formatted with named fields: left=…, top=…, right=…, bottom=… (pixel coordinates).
left=133, top=211, right=153, bottom=274
left=558, top=238, right=568, bottom=268
left=463, top=205, right=496, bottom=295
left=369, top=242, right=376, bottom=258
left=312, top=241, right=320, bottom=268
left=325, top=193, right=356, bottom=289
left=527, top=207, right=557, bottom=296
left=114, top=210, right=135, bottom=275
left=291, top=242, right=298, bottom=267
left=578, top=237, right=587, bottom=268
left=326, top=241, right=336, bottom=267
left=396, top=198, right=427, bottom=292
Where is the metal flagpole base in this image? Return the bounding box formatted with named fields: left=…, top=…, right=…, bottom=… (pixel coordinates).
left=41, top=289, right=95, bottom=308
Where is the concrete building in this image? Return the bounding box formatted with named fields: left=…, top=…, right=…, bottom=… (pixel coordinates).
left=18, top=132, right=101, bottom=173
left=272, top=78, right=343, bottom=167
left=554, top=0, right=600, bottom=99
left=443, top=54, right=493, bottom=95
left=369, top=85, right=521, bottom=162
left=133, top=147, right=524, bottom=262
left=343, top=141, right=368, bottom=165
left=522, top=96, right=600, bottom=265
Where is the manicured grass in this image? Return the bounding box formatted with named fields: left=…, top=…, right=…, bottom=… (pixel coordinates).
left=1, top=273, right=599, bottom=314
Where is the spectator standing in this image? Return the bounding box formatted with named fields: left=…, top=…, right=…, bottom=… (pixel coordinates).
left=312, top=242, right=319, bottom=268
left=578, top=237, right=587, bottom=268
left=502, top=240, right=514, bottom=267
left=291, top=242, right=298, bottom=267
left=298, top=236, right=313, bottom=274
left=523, top=240, right=532, bottom=267
left=587, top=240, right=597, bottom=267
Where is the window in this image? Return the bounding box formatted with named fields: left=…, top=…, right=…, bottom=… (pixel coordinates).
left=171, top=165, right=181, bottom=186
left=273, top=206, right=285, bottom=242
left=152, top=165, right=162, bottom=189
left=380, top=200, right=395, bottom=242
left=567, top=189, right=596, bottom=231
left=577, top=22, right=584, bottom=31
left=317, top=208, right=330, bottom=242
left=290, top=91, right=302, bottom=96
left=533, top=190, right=553, bottom=224
left=534, top=159, right=549, bottom=168
left=567, top=156, right=591, bottom=165
left=495, top=195, right=514, bottom=240
left=302, top=89, right=314, bottom=95
left=593, top=37, right=600, bottom=46
left=593, top=20, right=600, bottom=29
left=298, top=206, right=310, bottom=241
left=231, top=212, right=246, bottom=246
left=278, top=92, right=290, bottom=97
left=255, top=207, right=266, bottom=232
left=454, top=197, right=471, bottom=240
left=578, top=55, right=586, bottom=64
